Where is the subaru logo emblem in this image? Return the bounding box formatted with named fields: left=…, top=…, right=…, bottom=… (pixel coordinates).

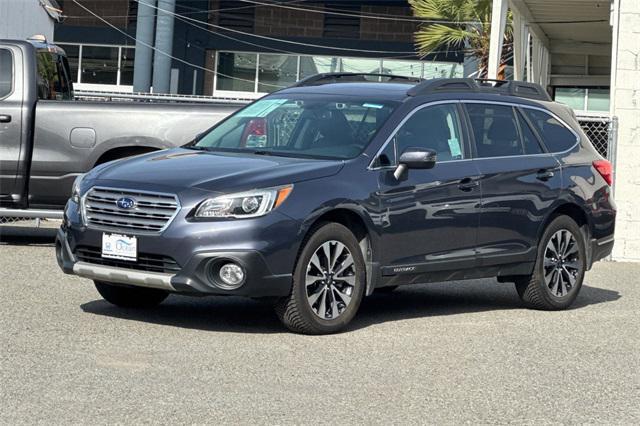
left=116, top=197, right=136, bottom=210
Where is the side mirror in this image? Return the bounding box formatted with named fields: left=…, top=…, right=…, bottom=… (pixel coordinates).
left=394, top=147, right=437, bottom=179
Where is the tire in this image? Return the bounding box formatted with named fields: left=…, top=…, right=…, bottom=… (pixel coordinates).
left=515, top=215, right=587, bottom=310
left=376, top=285, right=398, bottom=293
left=274, top=222, right=366, bottom=334
left=94, top=281, right=169, bottom=308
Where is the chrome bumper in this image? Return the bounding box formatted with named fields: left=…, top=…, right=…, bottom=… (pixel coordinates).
left=71, top=262, right=176, bottom=291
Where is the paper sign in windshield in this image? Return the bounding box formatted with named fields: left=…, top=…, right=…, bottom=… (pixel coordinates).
left=236, top=99, right=288, bottom=118
left=448, top=138, right=462, bottom=158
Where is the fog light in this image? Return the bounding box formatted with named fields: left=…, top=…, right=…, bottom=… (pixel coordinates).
left=219, top=263, right=245, bottom=288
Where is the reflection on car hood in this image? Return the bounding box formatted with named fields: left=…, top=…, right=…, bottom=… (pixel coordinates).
left=88, top=148, right=344, bottom=193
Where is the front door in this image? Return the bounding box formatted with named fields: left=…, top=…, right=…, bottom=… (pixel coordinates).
left=374, top=102, right=482, bottom=274
left=0, top=47, right=24, bottom=202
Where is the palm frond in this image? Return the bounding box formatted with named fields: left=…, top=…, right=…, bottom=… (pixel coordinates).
left=414, top=24, right=473, bottom=56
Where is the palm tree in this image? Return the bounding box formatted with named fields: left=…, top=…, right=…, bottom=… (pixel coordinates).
left=409, top=0, right=512, bottom=79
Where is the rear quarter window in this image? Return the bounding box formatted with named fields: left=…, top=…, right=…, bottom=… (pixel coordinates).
left=523, top=109, right=578, bottom=152
left=0, top=49, right=12, bottom=98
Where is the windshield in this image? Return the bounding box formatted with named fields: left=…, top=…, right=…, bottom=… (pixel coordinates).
left=194, top=95, right=399, bottom=159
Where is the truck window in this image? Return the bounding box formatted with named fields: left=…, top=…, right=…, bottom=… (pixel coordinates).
left=0, top=49, right=12, bottom=98
left=36, top=51, right=73, bottom=101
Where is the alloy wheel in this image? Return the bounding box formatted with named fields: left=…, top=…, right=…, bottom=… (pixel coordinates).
left=543, top=229, right=581, bottom=298
left=305, top=240, right=356, bottom=320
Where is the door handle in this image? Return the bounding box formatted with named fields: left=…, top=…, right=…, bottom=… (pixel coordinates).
left=536, top=169, right=555, bottom=181
left=0, top=114, right=11, bottom=123
left=458, top=177, right=479, bottom=192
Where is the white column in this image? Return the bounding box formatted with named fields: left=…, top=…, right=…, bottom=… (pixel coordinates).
left=512, top=10, right=528, bottom=81
left=610, top=0, right=640, bottom=261
left=488, top=0, right=508, bottom=80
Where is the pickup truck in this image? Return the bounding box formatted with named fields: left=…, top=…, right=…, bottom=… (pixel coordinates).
left=0, top=37, right=240, bottom=217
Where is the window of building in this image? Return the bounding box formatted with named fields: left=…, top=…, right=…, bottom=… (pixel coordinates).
left=467, top=104, right=523, bottom=158
left=392, top=104, right=464, bottom=162
left=554, top=87, right=610, bottom=112
left=216, top=52, right=257, bottom=92
left=0, top=49, right=13, bottom=98
left=61, top=44, right=79, bottom=83
left=257, top=54, right=298, bottom=93
left=212, top=50, right=463, bottom=97
left=81, top=45, right=119, bottom=85
left=381, top=60, right=423, bottom=78
left=523, top=109, right=578, bottom=153
left=119, top=47, right=135, bottom=86
left=56, top=42, right=136, bottom=89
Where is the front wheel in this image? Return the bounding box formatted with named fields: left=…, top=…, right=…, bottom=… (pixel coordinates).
left=515, top=215, right=586, bottom=310
left=275, top=223, right=366, bottom=334
left=94, top=281, right=169, bottom=308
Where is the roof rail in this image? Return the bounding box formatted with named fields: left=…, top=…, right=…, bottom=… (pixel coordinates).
left=407, top=78, right=551, bottom=101
left=293, top=72, right=423, bottom=87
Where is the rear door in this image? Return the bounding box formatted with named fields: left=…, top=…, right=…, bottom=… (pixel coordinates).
left=464, top=102, right=562, bottom=270
left=0, top=46, right=24, bottom=201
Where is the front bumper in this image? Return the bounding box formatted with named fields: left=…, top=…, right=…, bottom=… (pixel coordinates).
left=56, top=196, right=298, bottom=297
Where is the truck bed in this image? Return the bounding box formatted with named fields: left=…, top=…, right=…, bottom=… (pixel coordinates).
left=28, top=101, right=240, bottom=208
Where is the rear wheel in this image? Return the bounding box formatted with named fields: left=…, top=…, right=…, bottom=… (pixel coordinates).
left=515, top=216, right=586, bottom=310
left=94, top=281, right=169, bottom=308
left=275, top=223, right=366, bottom=334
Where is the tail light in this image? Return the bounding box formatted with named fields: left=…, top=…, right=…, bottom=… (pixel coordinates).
left=593, top=160, right=613, bottom=186
left=240, top=118, right=267, bottom=148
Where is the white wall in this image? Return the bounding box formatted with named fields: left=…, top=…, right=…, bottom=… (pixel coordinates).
left=0, top=0, right=55, bottom=41
left=611, top=0, right=640, bottom=261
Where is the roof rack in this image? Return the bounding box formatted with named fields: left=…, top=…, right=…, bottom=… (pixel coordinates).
left=293, top=72, right=423, bottom=87
left=407, top=78, right=551, bottom=101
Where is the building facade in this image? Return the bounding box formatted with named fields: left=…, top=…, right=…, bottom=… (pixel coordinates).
left=53, top=0, right=463, bottom=97
left=0, top=0, right=62, bottom=41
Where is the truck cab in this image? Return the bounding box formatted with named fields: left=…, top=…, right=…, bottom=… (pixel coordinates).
left=0, top=37, right=73, bottom=208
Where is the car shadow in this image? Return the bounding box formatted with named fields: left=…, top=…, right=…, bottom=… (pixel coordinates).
left=0, top=226, right=57, bottom=246
left=80, top=280, right=621, bottom=335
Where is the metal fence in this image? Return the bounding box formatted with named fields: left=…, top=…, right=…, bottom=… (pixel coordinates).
left=577, top=114, right=618, bottom=161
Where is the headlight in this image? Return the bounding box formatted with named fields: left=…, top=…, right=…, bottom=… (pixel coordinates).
left=195, top=185, right=293, bottom=219
left=71, top=174, right=86, bottom=203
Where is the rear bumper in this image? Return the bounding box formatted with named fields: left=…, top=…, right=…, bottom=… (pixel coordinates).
left=588, top=235, right=614, bottom=268
left=56, top=227, right=292, bottom=297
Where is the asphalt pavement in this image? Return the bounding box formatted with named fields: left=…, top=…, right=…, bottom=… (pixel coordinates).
left=1, top=225, right=638, bottom=424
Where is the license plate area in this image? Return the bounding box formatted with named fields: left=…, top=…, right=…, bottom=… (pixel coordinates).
left=101, top=233, right=137, bottom=262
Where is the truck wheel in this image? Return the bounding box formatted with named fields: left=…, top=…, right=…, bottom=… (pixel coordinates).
left=515, top=216, right=586, bottom=310
left=275, top=223, right=366, bottom=334
left=94, top=281, right=169, bottom=308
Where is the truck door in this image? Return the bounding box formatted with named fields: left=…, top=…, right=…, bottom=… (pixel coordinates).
left=0, top=42, right=37, bottom=207
left=0, top=46, right=24, bottom=203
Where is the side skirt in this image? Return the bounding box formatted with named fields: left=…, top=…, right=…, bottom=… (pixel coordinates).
left=377, top=261, right=535, bottom=288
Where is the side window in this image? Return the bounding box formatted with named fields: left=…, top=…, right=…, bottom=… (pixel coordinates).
left=392, top=104, right=464, bottom=163
left=516, top=109, right=544, bottom=155
left=0, top=49, right=12, bottom=99
left=467, top=104, right=523, bottom=158
left=36, top=52, right=73, bottom=101
left=523, top=109, right=578, bottom=152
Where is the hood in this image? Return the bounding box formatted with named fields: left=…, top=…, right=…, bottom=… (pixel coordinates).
left=89, top=148, right=344, bottom=193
